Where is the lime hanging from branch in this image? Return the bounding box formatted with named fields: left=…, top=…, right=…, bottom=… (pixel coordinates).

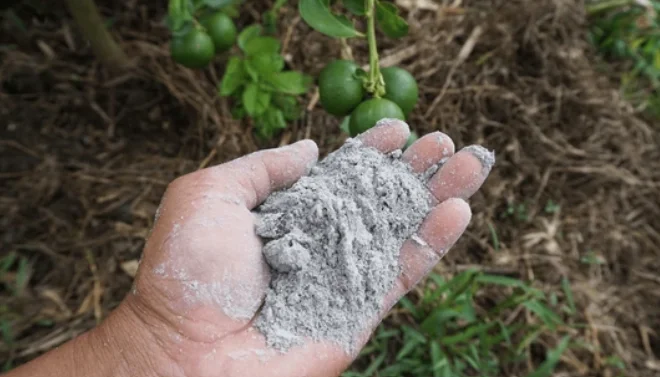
left=318, top=60, right=366, bottom=116
left=171, top=29, right=215, bottom=69
left=200, top=12, right=237, bottom=53
left=349, top=98, right=405, bottom=136
left=381, top=66, right=419, bottom=116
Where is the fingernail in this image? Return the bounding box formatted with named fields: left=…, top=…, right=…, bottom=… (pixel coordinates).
left=283, top=140, right=319, bottom=174
left=374, top=118, right=410, bottom=132
left=434, top=132, right=454, bottom=158
left=286, top=139, right=316, bottom=150
left=462, top=145, right=495, bottom=174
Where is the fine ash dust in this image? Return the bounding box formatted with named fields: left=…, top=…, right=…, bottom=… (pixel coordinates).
left=253, top=136, right=434, bottom=353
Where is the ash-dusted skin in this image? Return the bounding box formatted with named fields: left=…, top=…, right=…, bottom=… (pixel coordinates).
left=255, top=138, right=433, bottom=353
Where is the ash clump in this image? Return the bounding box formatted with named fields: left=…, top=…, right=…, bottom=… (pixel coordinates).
left=254, top=138, right=432, bottom=353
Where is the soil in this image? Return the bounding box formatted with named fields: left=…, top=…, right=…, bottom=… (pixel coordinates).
left=1, top=0, right=659, bottom=375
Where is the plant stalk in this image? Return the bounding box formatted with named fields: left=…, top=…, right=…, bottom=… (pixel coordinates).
left=366, top=0, right=385, bottom=97
left=585, top=0, right=635, bottom=15
left=65, top=0, right=129, bottom=69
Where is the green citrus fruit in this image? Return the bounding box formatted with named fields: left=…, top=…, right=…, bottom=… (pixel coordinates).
left=171, top=29, right=215, bottom=69
left=381, top=66, right=419, bottom=116
left=318, top=60, right=366, bottom=116
left=349, top=98, right=405, bottom=136
left=200, top=12, right=237, bottom=53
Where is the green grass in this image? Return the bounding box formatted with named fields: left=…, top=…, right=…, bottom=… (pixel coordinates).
left=588, top=0, right=660, bottom=116
left=0, top=251, right=30, bottom=371
left=346, top=270, right=579, bottom=377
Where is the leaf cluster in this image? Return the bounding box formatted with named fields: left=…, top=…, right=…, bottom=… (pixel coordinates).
left=589, top=1, right=660, bottom=115
left=344, top=270, right=578, bottom=377
left=219, top=25, right=312, bottom=139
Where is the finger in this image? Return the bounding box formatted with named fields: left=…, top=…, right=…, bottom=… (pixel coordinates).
left=428, top=145, right=495, bottom=203
left=384, top=198, right=472, bottom=309
left=356, top=118, right=410, bottom=153
left=170, top=140, right=319, bottom=210
left=402, top=131, right=455, bottom=173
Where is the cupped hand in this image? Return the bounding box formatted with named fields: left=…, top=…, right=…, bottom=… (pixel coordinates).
left=124, top=120, right=493, bottom=377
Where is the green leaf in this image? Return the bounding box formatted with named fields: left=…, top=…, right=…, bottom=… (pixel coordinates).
left=523, top=300, right=563, bottom=329
left=443, top=269, right=479, bottom=306
left=273, top=95, right=302, bottom=121
left=420, top=308, right=462, bottom=336
left=266, top=107, right=287, bottom=130
left=299, top=0, right=363, bottom=38
left=244, top=61, right=260, bottom=82
left=476, top=274, right=528, bottom=289
left=167, top=0, right=193, bottom=32
left=15, top=257, right=29, bottom=294
left=515, top=325, right=544, bottom=354
left=0, top=319, right=13, bottom=346
left=255, top=107, right=288, bottom=139
left=396, top=338, right=422, bottom=361
left=242, top=83, right=271, bottom=116
left=244, top=36, right=282, bottom=56
left=263, top=11, right=278, bottom=35
left=274, top=0, right=288, bottom=9
left=339, top=116, right=351, bottom=134
left=265, top=71, right=312, bottom=95
left=219, top=57, right=247, bottom=96
left=246, top=53, right=285, bottom=79
left=201, top=0, right=241, bottom=9
left=222, top=4, right=241, bottom=17
left=375, top=1, right=409, bottom=39
left=231, top=104, right=247, bottom=119
left=376, top=328, right=400, bottom=339
left=440, top=322, right=497, bottom=346
left=402, top=325, right=427, bottom=344
left=168, top=0, right=184, bottom=22
left=430, top=341, right=446, bottom=377
left=459, top=345, right=481, bottom=370
left=185, top=0, right=196, bottom=13
left=238, top=24, right=262, bottom=51
left=525, top=336, right=571, bottom=377
left=561, top=277, right=576, bottom=314
left=0, top=252, right=17, bottom=273
left=363, top=352, right=387, bottom=376
left=343, top=0, right=366, bottom=15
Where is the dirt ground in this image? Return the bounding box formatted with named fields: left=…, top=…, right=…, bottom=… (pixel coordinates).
left=1, top=0, right=659, bottom=375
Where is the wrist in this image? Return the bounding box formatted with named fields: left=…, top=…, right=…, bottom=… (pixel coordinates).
left=84, top=296, right=185, bottom=377
left=5, top=296, right=181, bottom=377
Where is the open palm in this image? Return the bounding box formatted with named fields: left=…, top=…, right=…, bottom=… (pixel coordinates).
left=127, top=120, right=491, bottom=377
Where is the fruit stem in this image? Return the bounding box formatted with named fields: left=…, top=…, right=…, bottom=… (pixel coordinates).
left=585, top=0, right=635, bottom=15
left=192, top=18, right=204, bottom=30
left=365, top=0, right=385, bottom=97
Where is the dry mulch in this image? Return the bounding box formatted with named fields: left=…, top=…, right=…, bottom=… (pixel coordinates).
left=1, top=0, right=659, bottom=375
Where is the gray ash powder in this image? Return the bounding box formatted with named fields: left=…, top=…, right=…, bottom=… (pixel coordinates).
left=254, top=137, right=433, bottom=353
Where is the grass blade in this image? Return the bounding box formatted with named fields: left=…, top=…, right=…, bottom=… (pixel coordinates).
left=524, top=300, right=563, bottom=329
left=476, top=274, right=528, bottom=289
left=525, top=336, right=571, bottom=377
left=363, top=352, right=387, bottom=376
left=561, top=277, right=576, bottom=314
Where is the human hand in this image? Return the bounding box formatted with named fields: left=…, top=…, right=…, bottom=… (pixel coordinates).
left=121, top=120, right=492, bottom=377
